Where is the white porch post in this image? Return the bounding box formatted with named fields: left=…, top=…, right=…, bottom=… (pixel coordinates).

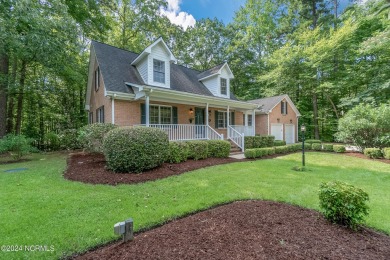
left=227, top=106, right=230, bottom=139
left=206, top=103, right=209, bottom=126
left=244, top=111, right=248, bottom=126
left=145, top=94, right=150, bottom=127
left=252, top=109, right=256, bottom=136
left=111, top=96, right=115, bottom=124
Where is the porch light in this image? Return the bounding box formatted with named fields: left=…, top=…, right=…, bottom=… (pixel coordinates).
left=189, top=108, right=193, bottom=115
left=301, top=124, right=306, bottom=167
left=277, top=118, right=280, bottom=123
left=290, top=119, right=293, bottom=123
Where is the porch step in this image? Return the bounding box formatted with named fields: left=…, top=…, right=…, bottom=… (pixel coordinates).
left=228, top=140, right=242, bottom=153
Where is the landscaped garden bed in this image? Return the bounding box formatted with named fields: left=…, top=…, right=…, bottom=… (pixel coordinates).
left=75, top=200, right=390, bottom=260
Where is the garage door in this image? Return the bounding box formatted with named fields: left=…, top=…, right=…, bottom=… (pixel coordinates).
left=271, top=124, right=283, bottom=140
left=285, top=124, right=295, bottom=144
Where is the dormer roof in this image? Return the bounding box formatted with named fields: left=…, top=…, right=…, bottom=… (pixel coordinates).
left=131, top=37, right=177, bottom=65
left=248, top=94, right=301, bottom=116
left=197, top=62, right=234, bottom=81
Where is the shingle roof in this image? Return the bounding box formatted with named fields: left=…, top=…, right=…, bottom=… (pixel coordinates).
left=91, top=41, right=237, bottom=100
left=248, top=94, right=288, bottom=113
left=197, top=63, right=225, bottom=80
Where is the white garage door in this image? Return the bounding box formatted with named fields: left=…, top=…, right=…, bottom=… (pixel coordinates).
left=285, top=124, right=295, bottom=144
left=271, top=124, right=283, bottom=140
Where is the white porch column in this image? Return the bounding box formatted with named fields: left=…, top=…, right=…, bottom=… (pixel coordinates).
left=111, top=95, right=115, bottom=124
left=145, top=94, right=150, bottom=127
left=227, top=105, right=230, bottom=127
left=244, top=111, right=248, bottom=126
left=252, top=109, right=256, bottom=136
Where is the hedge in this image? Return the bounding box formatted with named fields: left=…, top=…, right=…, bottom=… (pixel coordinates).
left=187, top=140, right=208, bottom=160
left=78, top=123, right=117, bottom=153
left=244, top=135, right=275, bottom=149
left=167, top=141, right=189, bottom=163
left=323, top=143, right=334, bottom=152
left=333, top=145, right=346, bottom=153
left=274, top=140, right=286, bottom=146
left=312, top=143, right=322, bottom=151
left=275, top=145, right=289, bottom=154
left=306, top=139, right=322, bottom=144
left=384, top=148, right=390, bottom=160
left=363, top=148, right=383, bottom=159
left=207, top=140, right=230, bottom=158
left=103, top=127, right=169, bottom=173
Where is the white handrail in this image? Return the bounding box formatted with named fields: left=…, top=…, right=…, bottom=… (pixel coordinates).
left=137, top=124, right=223, bottom=141
left=228, top=125, right=245, bottom=151
left=230, top=125, right=255, bottom=137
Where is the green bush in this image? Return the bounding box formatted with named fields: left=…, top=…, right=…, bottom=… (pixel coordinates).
left=103, top=127, right=169, bottom=173
left=244, top=136, right=255, bottom=149
left=78, top=123, right=117, bottom=153
left=333, top=145, right=346, bottom=153
left=306, top=139, right=321, bottom=144
left=336, top=103, right=390, bottom=149
left=274, top=140, right=286, bottom=146
left=304, top=142, right=312, bottom=150
left=254, top=148, right=265, bottom=158
left=323, top=143, right=334, bottom=152
left=187, top=140, right=208, bottom=160
left=244, top=149, right=256, bottom=159
left=0, top=134, right=35, bottom=160
left=363, top=148, right=383, bottom=159
left=383, top=148, right=390, bottom=160
left=59, top=129, right=81, bottom=150
left=287, top=143, right=301, bottom=152
left=312, top=143, right=322, bottom=151
left=207, top=140, right=230, bottom=158
left=245, top=135, right=276, bottom=149
left=264, top=136, right=275, bottom=147
left=319, top=181, right=369, bottom=230
left=43, top=132, right=61, bottom=151
left=263, top=147, right=275, bottom=155
left=275, top=145, right=289, bottom=154
left=167, top=141, right=189, bottom=163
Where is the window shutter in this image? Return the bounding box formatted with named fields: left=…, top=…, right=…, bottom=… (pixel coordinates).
left=102, top=106, right=105, bottom=123
left=172, top=106, right=178, bottom=124
left=281, top=101, right=284, bottom=114
left=285, top=102, right=288, bottom=114
left=215, top=111, right=219, bottom=129
left=230, top=112, right=235, bottom=125
left=141, top=103, right=146, bottom=124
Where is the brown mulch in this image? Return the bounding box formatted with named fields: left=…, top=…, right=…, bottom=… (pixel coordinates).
left=64, top=153, right=242, bottom=185
left=75, top=200, right=390, bottom=260
left=344, top=152, right=390, bottom=165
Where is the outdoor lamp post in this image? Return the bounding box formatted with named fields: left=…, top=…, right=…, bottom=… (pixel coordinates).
left=301, top=124, right=306, bottom=167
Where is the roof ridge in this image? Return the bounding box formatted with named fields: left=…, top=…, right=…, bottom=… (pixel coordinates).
left=91, top=40, right=140, bottom=56
left=199, top=62, right=226, bottom=74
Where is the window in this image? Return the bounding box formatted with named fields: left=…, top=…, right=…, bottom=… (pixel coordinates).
left=220, top=78, right=227, bottom=95
left=153, top=59, right=165, bottom=83
left=95, top=67, right=100, bottom=91
left=281, top=100, right=288, bottom=115
left=150, top=105, right=172, bottom=124
left=96, top=106, right=104, bottom=123
left=248, top=114, right=253, bottom=126
left=88, top=112, right=93, bottom=124
left=218, top=111, right=227, bottom=128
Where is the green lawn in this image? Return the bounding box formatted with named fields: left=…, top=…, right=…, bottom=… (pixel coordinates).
left=0, top=152, right=389, bottom=259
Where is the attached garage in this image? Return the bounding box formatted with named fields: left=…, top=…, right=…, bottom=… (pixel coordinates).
left=271, top=124, right=283, bottom=141
left=284, top=124, right=295, bottom=144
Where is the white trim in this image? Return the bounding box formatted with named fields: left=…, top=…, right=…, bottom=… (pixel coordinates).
left=131, top=37, right=177, bottom=65
left=198, top=62, right=234, bottom=81
left=145, top=95, right=150, bottom=127
left=111, top=97, right=115, bottom=124
left=267, top=114, right=270, bottom=135
left=267, top=95, right=301, bottom=117
left=206, top=103, right=209, bottom=127
left=252, top=110, right=256, bottom=136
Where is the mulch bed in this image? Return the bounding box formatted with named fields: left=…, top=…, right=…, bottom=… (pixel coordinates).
left=64, top=153, right=242, bottom=185
left=75, top=200, right=390, bottom=260
left=344, top=152, right=390, bottom=165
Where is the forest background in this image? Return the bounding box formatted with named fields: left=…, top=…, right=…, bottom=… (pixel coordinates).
left=0, top=0, right=388, bottom=143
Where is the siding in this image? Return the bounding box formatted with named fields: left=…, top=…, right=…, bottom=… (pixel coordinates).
left=201, top=66, right=231, bottom=98
left=219, top=66, right=230, bottom=98
left=148, top=43, right=171, bottom=88
left=138, top=56, right=148, bottom=83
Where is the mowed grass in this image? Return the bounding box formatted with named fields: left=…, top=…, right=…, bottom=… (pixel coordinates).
left=0, top=152, right=389, bottom=259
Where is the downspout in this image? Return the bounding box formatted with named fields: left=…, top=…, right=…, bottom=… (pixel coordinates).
left=267, top=113, right=270, bottom=135
left=145, top=94, right=150, bottom=127
left=111, top=94, right=116, bottom=124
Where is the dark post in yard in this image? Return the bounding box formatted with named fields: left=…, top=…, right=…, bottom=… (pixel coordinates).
left=301, top=124, right=306, bottom=167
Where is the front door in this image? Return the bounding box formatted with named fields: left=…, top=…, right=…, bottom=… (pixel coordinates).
left=195, top=108, right=205, bottom=138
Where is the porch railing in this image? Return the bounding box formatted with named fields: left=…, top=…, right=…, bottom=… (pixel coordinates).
left=228, top=125, right=245, bottom=151
left=230, top=125, right=255, bottom=137
left=139, top=124, right=223, bottom=141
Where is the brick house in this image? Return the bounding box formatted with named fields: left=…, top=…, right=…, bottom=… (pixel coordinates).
left=86, top=38, right=300, bottom=150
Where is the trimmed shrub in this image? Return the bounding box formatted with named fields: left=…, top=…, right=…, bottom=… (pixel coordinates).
left=264, top=136, right=275, bottom=147
left=187, top=140, right=208, bottom=160
left=275, top=146, right=289, bottom=154
left=383, top=148, right=390, bottom=160
left=59, top=129, right=81, bottom=150
left=312, top=143, right=322, bottom=151
left=306, top=139, right=321, bottom=144
left=244, top=149, right=256, bottom=159
left=288, top=143, right=301, bottom=152
left=207, top=140, right=230, bottom=158
left=167, top=141, right=189, bottom=163
left=363, top=148, right=383, bottom=159
left=43, top=132, right=61, bottom=151
left=274, top=140, right=286, bottom=146
left=319, top=181, right=369, bottom=230
left=263, top=147, right=275, bottom=155
left=254, top=148, right=265, bottom=158
left=253, top=136, right=264, bottom=148
left=244, top=136, right=255, bottom=149
left=333, top=145, right=346, bottom=153
left=323, top=143, right=334, bottom=152
left=0, top=134, right=35, bottom=160
left=79, top=123, right=117, bottom=153
left=304, top=142, right=312, bottom=150
left=103, top=127, right=169, bottom=173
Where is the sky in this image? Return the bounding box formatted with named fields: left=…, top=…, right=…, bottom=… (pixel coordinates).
left=160, top=0, right=355, bottom=30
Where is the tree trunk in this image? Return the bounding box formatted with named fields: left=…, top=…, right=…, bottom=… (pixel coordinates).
left=0, top=51, right=9, bottom=138
left=6, top=58, right=17, bottom=133
left=312, top=92, right=320, bottom=139
left=15, top=60, right=27, bottom=135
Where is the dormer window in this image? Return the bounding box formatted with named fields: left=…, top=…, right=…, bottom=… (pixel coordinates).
left=220, top=78, right=227, bottom=95
left=281, top=100, right=288, bottom=115
left=153, top=59, right=165, bottom=83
